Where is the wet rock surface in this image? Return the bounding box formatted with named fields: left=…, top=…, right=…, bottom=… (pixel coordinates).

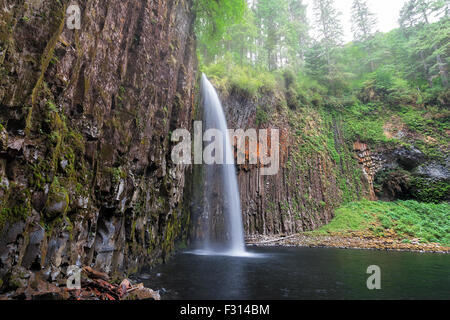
left=0, top=266, right=160, bottom=300
left=0, top=0, right=197, bottom=285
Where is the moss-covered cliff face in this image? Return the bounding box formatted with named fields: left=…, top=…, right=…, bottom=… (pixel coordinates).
left=220, top=91, right=373, bottom=235
left=213, top=75, right=448, bottom=236
left=0, top=0, right=196, bottom=283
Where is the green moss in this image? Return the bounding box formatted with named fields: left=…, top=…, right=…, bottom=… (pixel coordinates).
left=26, top=3, right=67, bottom=136
left=84, top=76, right=91, bottom=99
left=118, top=86, right=126, bottom=101
left=130, top=219, right=137, bottom=241
left=0, top=205, right=29, bottom=230
left=374, top=168, right=449, bottom=204
left=29, top=161, right=51, bottom=190
left=338, top=103, right=392, bottom=145
left=49, top=131, right=61, bottom=145
left=312, top=200, right=450, bottom=245
left=64, top=216, right=74, bottom=241
left=66, top=130, right=85, bottom=154
left=397, top=106, right=450, bottom=158
left=46, top=100, right=58, bottom=113
left=44, top=176, right=69, bottom=221
left=0, top=186, right=31, bottom=230
left=105, top=167, right=127, bottom=184
left=255, top=106, right=269, bottom=126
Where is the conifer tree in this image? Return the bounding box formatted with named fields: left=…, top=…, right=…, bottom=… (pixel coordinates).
left=400, top=0, right=448, bottom=87
left=312, top=0, right=344, bottom=75
left=351, top=0, right=377, bottom=42
left=285, top=0, right=310, bottom=68
left=351, top=0, right=378, bottom=71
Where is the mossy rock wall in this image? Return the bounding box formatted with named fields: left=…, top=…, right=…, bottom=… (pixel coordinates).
left=0, top=0, right=197, bottom=281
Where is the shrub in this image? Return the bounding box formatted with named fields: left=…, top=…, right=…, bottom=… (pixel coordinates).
left=203, top=61, right=277, bottom=99
left=358, top=68, right=416, bottom=106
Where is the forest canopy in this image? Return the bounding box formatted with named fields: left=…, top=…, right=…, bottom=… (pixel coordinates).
left=195, top=0, right=449, bottom=97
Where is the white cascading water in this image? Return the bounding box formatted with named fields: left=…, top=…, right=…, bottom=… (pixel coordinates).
left=201, top=74, right=246, bottom=256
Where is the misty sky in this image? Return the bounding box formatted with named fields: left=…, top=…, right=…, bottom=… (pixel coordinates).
left=304, top=0, right=408, bottom=42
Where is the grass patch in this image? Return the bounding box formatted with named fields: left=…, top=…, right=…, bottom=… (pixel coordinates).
left=312, top=200, right=450, bottom=245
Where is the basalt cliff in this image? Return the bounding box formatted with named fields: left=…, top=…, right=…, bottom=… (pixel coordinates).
left=0, top=0, right=196, bottom=289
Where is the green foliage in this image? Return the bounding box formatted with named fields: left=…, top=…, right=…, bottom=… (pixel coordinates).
left=409, top=177, right=450, bottom=203
left=399, top=0, right=449, bottom=87
left=195, top=0, right=448, bottom=93
left=0, top=187, right=31, bottom=230
left=315, top=200, right=450, bottom=245
left=373, top=167, right=449, bottom=203
left=202, top=58, right=277, bottom=98
left=44, top=176, right=69, bottom=221
left=351, top=0, right=377, bottom=42
left=396, top=105, right=450, bottom=157
left=195, top=0, right=246, bottom=60
left=0, top=205, right=29, bottom=230
left=316, top=201, right=378, bottom=233
left=339, top=102, right=393, bottom=145
left=255, top=106, right=269, bottom=126
left=229, top=69, right=266, bottom=98
left=295, top=72, right=328, bottom=106
left=357, top=67, right=416, bottom=106
left=46, top=100, right=58, bottom=113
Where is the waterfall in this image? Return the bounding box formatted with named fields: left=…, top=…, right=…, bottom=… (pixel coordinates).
left=200, top=74, right=246, bottom=256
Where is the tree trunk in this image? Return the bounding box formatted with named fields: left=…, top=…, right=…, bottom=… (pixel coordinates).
left=436, top=53, right=449, bottom=87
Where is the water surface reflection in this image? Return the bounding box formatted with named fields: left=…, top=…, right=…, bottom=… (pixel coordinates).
left=137, top=247, right=450, bottom=300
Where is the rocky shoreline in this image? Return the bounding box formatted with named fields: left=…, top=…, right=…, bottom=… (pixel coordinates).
left=0, top=266, right=160, bottom=300
left=246, top=232, right=450, bottom=254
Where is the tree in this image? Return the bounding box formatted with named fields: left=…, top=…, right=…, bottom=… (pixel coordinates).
left=432, top=0, right=450, bottom=17
left=255, top=0, right=290, bottom=70
left=400, top=0, right=448, bottom=87
left=305, top=41, right=329, bottom=78
left=411, top=19, right=450, bottom=87
left=226, top=7, right=259, bottom=66
left=285, top=0, right=310, bottom=68
left=195, top=0, right=246, bottom=63
left=351, top=0, right=378, bottom=71
left=312, top=0, right=344, bottom=76
left=351, top=0, right=377, bottom=42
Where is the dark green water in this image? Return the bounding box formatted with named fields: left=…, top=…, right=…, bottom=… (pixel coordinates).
left=137, top=246, right=450, bottom=300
